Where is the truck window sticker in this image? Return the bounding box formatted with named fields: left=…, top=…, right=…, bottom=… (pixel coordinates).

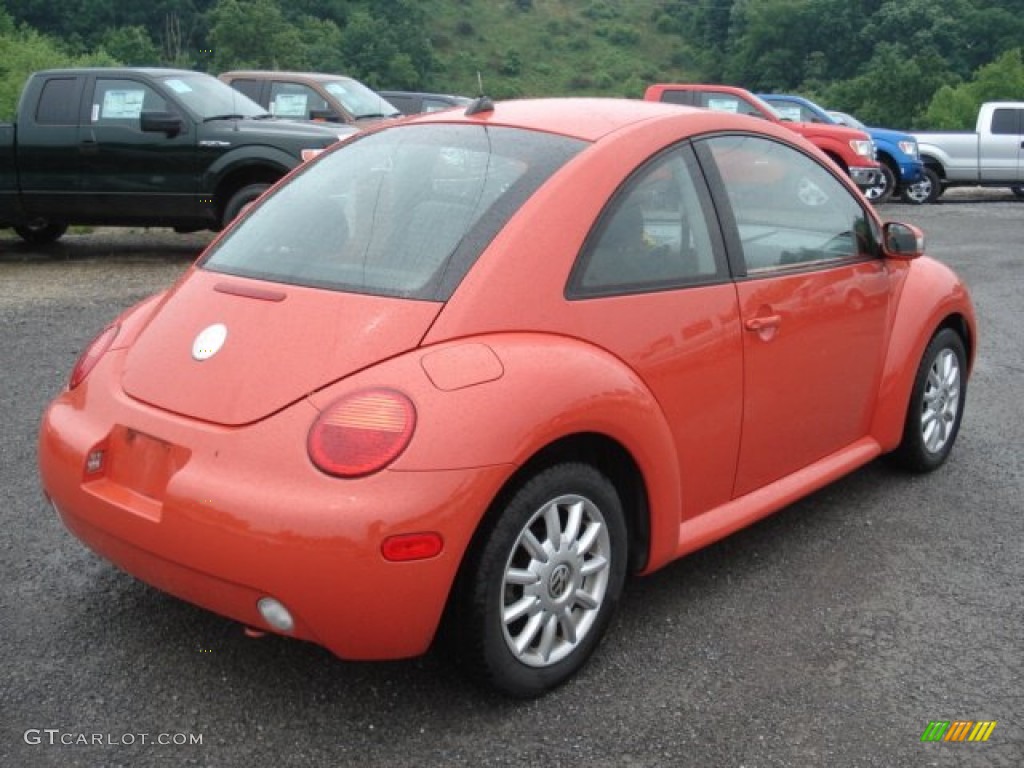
left=706, top=98, right=739, bottom=114
left=273, top=93, right=309, bottom=117
left=100, top=89, right=145, bottom=120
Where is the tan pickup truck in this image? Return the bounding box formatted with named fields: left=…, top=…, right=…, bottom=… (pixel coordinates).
left=220, top=71, right=401, bottom=128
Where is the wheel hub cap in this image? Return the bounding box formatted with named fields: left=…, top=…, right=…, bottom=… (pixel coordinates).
left=500, top=494, right=611, bottom=668
left=920, top=348, right=961, bottom=454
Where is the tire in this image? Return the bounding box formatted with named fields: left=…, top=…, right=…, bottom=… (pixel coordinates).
left=222, top=183, right=271, bottom=228
left=451, top=462, right=628, bottom=697
left=888, top=328, right=967, bottom=473
left=1011, top=185, right=1024, bottom=199
left=901, top=166, right=941, bottom=205
left=14, top=218, right=68, bottom=245
left=864, top=163, right=895, bottom=205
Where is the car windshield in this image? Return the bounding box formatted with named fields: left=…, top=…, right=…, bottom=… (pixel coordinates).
left=323, top=79, right=400, bottom=118
left=831, top=112, right=866, bottom=130
left=157, top=73, right=268, bottom=119
left=201, top=124, right=586, bottom=300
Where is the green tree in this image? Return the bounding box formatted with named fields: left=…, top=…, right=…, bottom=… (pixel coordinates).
left=100, top=25, right=160, bottom=65
left=206, top=0, right=307, bottom=71
left=0, top=12, right=118, bottom=119
left=924, top=49, right=1024, bottom=128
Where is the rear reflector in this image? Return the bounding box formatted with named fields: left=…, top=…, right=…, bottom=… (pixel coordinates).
left=382, top=532, right=444, bottom=562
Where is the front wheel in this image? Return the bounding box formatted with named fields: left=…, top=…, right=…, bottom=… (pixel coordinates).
left=451, top=463, right=628, bottom=697
left=14, top=218, right=68, bottom=244
left=901, top=167, right=941, bottom=205
left=222, top=183, right=272, bottom=228
left=888, top=328, right=967, bottom=473
left=864, top=164, right=895, bottom=205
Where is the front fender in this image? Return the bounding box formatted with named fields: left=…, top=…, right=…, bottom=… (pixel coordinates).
left=871, top=257, right=977, bottom=451
left=203, top=146, right=295, bottom=189
left=307, top=333, right=683, bottom=572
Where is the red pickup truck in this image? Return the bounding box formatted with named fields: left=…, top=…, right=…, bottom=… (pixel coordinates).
left=645, top=84, right=880, bottom=192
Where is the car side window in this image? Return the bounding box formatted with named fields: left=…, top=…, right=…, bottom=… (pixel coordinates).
left=270, top=82, right=330, bottom=118
left=990, top=108, right=1022, bottom=136
left=701, top=134, right=877, bottom=274
left=230, top=79, right=262, bottom=103
left=36, top=78, right=81, bottom=125
left=569, top=146, right=724, bottom=297
left=91, top=79, right=167, bottom=127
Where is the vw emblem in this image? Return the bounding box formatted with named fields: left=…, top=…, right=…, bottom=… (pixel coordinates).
left=548, top=564, right=572, bottom=600
left=192, top=323, right=228, bottom=361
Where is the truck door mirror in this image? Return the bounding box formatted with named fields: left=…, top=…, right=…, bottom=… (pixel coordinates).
left=141, top=111, right=185, bottom=137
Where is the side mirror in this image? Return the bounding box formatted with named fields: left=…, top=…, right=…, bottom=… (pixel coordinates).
left=882, top=221, right=925, bottom=259
left=141, top=111, right=185, bottom=137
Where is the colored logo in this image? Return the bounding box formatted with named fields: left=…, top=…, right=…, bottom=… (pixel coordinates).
left=192, top=323, right=228, bottom=361
left=921, top=720, right=997, bottom=742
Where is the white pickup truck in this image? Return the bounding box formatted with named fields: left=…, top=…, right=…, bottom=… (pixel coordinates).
left=910, top=101, right=1024, bottom=203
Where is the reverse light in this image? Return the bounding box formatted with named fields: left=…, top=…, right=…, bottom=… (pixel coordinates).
left=256, top=597, right=294, bottom=632
left=68, top=324, right=120, bottom=389
left=307, top=388, right=416, bottom=477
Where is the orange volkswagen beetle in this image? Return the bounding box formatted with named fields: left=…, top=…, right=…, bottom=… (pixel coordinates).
left=38, top=98, right=976, bottom=697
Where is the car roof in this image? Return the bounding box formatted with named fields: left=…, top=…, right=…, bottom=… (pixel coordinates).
left=35, top=67, right=202, bottom=77
left=400, top=97, right=715, bottom=142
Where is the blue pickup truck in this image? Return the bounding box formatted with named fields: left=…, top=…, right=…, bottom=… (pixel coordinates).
left=759, top=94, right=925, bottom=204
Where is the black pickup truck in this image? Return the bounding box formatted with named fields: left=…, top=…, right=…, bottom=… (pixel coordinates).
left=1, top=67, right=352, bottom=244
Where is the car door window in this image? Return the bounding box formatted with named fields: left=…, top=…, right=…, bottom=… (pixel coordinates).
left=91, top=79, right=167, bottom=127
left=570, top=145, right=725, bottom=297
left=270, top=82, right=330, bottom=118
left=229, top=79, right=263, bottom=103
left=700, top=134, right=878, bottom=275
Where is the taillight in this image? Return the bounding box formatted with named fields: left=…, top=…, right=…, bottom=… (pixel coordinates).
left=68, top=324, right=120, bottom=389
left=307, top=388, right=416, bottom=477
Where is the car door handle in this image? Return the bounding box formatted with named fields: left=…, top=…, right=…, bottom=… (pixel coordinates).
left=744, top=315, right=782, bottom=332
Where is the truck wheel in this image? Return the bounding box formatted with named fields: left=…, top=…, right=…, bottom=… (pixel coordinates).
left=451, top=462, right=628, bottom=697
left=864, top=164, right=895, bottom=205
left=14, top=218, right=68, bottom=245
left=901, top=167, right=941, bottom=205
left=222, top=184, right=271, bottom=227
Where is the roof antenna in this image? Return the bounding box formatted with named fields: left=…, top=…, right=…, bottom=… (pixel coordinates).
left=465, top=71, right=494, bottom=116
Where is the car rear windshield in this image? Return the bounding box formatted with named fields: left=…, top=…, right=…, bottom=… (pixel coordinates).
left=201, top=124, right=586, bottom=300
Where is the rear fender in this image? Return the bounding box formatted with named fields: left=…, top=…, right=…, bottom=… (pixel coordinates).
left=306, top=333, right=683, bottom=572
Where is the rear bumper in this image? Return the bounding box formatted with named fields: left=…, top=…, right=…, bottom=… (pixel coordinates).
left=38, top=376, right=509, bottom=660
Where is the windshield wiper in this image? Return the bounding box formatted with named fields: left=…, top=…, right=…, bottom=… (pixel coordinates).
left=202, top=113, right=248, bottom=123
left=355, top=112, right=401, bottom=120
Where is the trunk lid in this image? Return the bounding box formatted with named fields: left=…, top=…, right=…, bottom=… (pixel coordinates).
left=121, top=269, right=440, bottom=426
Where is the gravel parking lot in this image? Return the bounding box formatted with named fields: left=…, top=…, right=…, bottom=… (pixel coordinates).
left=2, top=193, right=1022, bottom=767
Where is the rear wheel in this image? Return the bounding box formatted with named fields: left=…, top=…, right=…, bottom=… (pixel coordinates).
left=451, top=463, right=627, bottom=697
left=14, top=218, right=68, bottom=244
left=888, top=328, right=967, bottom=473
left=902, top=166, right=941, bottom=205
